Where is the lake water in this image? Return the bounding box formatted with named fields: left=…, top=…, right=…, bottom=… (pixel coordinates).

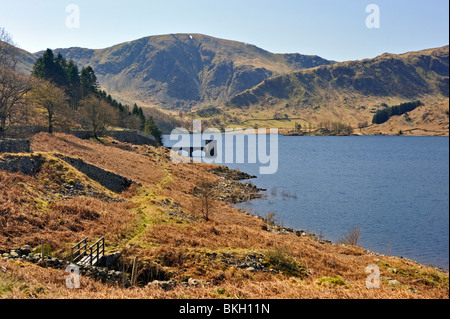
left=163, top=135, right=449, bottom=268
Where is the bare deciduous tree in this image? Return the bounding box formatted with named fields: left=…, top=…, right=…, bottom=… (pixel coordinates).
left=79, top=95, right=119, bottom=139
left=31, top=79, right=69, bottom=134
left=358, top=121, right=369, bottom=132
left=0, top=28, right=33, bottom=137
left=337, top=227, right=362, bottom=246
left=193, top=183, right=216, bottom=222
left=0, top=68, right=33, bottom=137
left=0, top=27, right=18, bottom=69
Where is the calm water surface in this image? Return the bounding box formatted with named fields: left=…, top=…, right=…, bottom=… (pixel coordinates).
left=163, top=135, right=449, bottom=268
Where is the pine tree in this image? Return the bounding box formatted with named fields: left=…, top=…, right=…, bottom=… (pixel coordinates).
left=32, top=49, right=67, bottom=88
left=32, top=49, right=54, bottom=79
left=65, top=60, right=81, bottom=109
left=80, top=66, right=98, bottom=97
left=131, top=103, right=145, bottom=130
left=144, top=116, right=162, bottom=145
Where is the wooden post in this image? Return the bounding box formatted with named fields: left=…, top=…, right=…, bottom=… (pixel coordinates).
left=40, top=241, right=45, bottom=266
left=131, top=256, right=138, bottom=286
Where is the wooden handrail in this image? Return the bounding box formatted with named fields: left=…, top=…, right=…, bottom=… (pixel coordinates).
left=72, top=243, right=87, bottom=263
left=70, top=237, right=88, bottom=263
left=88, top=237, right=104, bottom=266
left=69, top=237, right=105, bottom=266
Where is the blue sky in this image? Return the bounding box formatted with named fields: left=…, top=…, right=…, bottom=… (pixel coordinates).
left=0, top=0, right=448, bottom=61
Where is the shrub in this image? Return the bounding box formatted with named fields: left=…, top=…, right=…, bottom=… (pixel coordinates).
left=156, top=247, right=186, bottom=267
left=317, top=276, right=348, bottom=287
left=262, top=211, right=278, bottom=226
left=337, top=227, right=362, bottom=246
left=264, top=248, right=308, bottom=278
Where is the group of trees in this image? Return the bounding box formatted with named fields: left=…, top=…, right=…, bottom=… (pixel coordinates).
left=294, top=122, right=302, bottom=133
left=317, top=121, right=354, bottom=135
left=31, top=48, right=161, bottom=141
left=0, top=28, right=162, bottom=142
left=372, top=101, right=423, bottom=125
left=273, top=112, right=289, bottom=120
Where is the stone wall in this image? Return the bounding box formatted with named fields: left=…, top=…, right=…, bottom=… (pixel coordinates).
left=70, top=130, right=157, bottom=146
left=0, top=154, right=42, bottom=175
left=109, top=130, right=157, bottom=146
left=0, top=153, right=135, bottom=193
left=55, top=154, right=135, bottom=193
left=1, top=247, right=131, bottom=287
left=0, top=139, right=31, bottom=153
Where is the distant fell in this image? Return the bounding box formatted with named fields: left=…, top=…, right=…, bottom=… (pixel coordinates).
left=229, top=46, right=449, bottom=109
left=38, top=34, right=333, bottom=109
left=223, top=45, right=449, bottom=133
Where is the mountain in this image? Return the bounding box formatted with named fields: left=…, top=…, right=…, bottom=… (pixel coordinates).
left=15, top=47, right=37, bottom=74
left=0, top=41, right=36, bottom=74
left=12, top=36, right=449, bottom=135
left=42, top=34, right=333, bottom=110
left=225, top=46, right=449, bottom=132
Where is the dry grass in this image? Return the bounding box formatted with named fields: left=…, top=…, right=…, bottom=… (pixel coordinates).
left=31, top=133, right=167, bottom=187
left=362, top=98, right=449, bottom=136
left=0, top=133, right=448, bottom=299
left=1, top=255, right=446, bottom=299
left=0, top=170, right=137, bottom=252
left=220, top=97, right=448, bottom=137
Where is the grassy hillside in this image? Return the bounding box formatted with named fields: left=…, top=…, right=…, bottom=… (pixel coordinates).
left=43, top=34, right=333, bottom=110
left=0, top=40, right=36, bottom=74
left=14, top=47, right=36, bottom=74
left=0, top=133, right=448, bottom=299
left=361, top=98, right=449, bottom=136
left=11, top=39, right=450, bottom=135
left=222, top=46, right=449, bottom=135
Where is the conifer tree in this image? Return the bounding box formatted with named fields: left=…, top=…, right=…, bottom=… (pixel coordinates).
left=144, top=116, right=162, bottom=145
left=65, top=60, right=81, bottom=109
left=80, top=66, right=98, bottom=97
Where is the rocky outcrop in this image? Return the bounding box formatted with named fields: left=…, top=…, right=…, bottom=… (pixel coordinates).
left=196, top=166, right=265, bottom=204
left=212, top=165, right=256, bottom=180
left=147, top=278, right=210, bottom=290
left=194, top=177, right=264, bottom=204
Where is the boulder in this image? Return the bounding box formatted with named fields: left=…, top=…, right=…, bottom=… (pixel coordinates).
left=98, top=252, right=121, bottom=268
left=187, top=278, right=204, bottom=287
left=20, top=245, right=32, bottom=256
left=148, top=280, right=178, bottom=290
left=388, top=280, right=401, bottom=286
left=9, top=250, right=20, bottom=258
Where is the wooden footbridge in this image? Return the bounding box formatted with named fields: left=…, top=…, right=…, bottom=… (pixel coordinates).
left=70, top=237, right=105, bottom=266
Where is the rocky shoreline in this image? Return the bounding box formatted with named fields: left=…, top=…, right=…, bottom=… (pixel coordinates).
left=212, top=165, right=257, bottom=180
left=192, top=165, right=266, bottom=204
left=210, top=165, right=333, bottom=241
